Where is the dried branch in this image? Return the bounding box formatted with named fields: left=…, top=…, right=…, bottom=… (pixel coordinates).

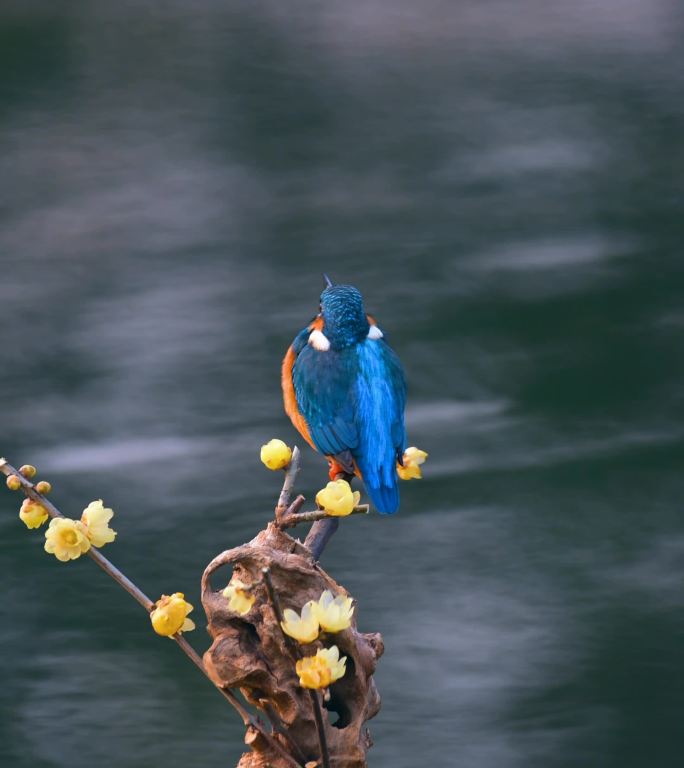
left=203, top=525, right=384, bottom=767
left=273, top=453, right=366, bottom=560
left=262, top=567, right=331, bottom=768
left=279, top=505, right=369, bottom=529
left=0, top=458, right=301, bottom=768
left=275, top=446, right=301, bottom=522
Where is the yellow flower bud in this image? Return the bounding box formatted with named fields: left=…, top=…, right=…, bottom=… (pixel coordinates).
left=81, top=499, right=117, bottom=548
left=19, top=464, right=37, bottom=479
left=44, top=517, right=91, bottom=561
left=260, top=439, right=293, bottom=470
left=315, top=479, right=360, bottom=517
left=296, top=645, right=347, bottom=689
left=223, top=580, right=256, bottom=615
left=35, top=480, right=52, bottom=495
left=281, top=600, right=320, bottom=643
left=150, top=593, right=195, bottom=637
left=314, top=590, right=354, bottom=633
left=6, top=474, right=22, bottom=491
left=397, top=446, right=428, bottom=480
left=19, top=498, right=49, bottom=529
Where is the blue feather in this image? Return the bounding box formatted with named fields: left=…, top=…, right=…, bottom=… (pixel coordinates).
left=291, top=327, right=310, bottom=355
left=294, top=344, right=359, bottom=455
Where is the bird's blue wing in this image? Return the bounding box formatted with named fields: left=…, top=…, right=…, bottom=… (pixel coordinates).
left=353, top=338, right=406, bottom=512
left=292, top=344, right=360, bottom=456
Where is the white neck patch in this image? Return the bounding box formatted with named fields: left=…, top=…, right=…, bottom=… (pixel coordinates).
left=308, top=329, right=331, bottom=351
left=367, top=325, right=384, bottom=340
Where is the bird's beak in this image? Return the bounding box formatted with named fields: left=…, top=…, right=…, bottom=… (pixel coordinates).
left=323, top=273, right=333, bottom=288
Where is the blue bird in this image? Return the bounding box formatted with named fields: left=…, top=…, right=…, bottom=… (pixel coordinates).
left=281, top=279, right=407, bottom=514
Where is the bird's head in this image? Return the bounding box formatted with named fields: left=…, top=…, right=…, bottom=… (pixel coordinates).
left=318, top=282, right=370, bottom=349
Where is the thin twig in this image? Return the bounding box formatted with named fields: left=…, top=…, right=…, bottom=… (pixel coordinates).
left=262, top=567, right=331, bottom=768
left=284, top=494, right=306, bottom=517
left=0, top=459, right=302, bottom=768
left=308, top=689, right=330, bottom=768
left=1, top=460, right=153, bottom=610
left=279, top=505, right=369, bottom=529
left=261, top=700, right=309, bottom=766
left=176, top=635, right=302, bottom=768
left=261, top=567, right=302, bottom=659
left=275, top=446, right=301, bottom=522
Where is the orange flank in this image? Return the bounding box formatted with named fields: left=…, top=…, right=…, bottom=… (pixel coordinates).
left=281, top=316, right=324, bottom=452
left=281, top=346, right=315, bottom=450
left=366, top=314, right=377, bottom=326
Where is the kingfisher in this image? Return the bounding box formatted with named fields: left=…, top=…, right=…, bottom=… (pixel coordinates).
left=281, top=277, right=407, bottom=514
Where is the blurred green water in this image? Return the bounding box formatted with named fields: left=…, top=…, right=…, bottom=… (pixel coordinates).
left=1, top=2, right=683, bottom=767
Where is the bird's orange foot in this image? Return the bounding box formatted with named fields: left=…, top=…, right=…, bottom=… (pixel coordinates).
left=327, top=458, right=348, bottom=481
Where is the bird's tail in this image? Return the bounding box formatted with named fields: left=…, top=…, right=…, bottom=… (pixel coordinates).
left=366, top=480, right=400, bottom=514
left=358, top=456, right=400, bottom=514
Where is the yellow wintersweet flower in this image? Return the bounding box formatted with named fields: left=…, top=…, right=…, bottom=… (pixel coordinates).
left=81, top=499, right=117, bottom=548
left=397, top=446, right=428, bottom=480
left=296, top=645, right=347, bottom=689
left=296, top=654, right=330, bottom=689
left=223, top=579, right=256, bottom=615
left=314, top=590, right=354, bottom=633
left=315, top=479, right=360, bottom=517
left=44, top=518, right=91, bottom=561
left=19, top=498, right=49, bottom=529
left=281, top=600, right=320, bottom=643
left=150, top=592, right=195, bottom=637
left=260, top=439, right=293, bottom=470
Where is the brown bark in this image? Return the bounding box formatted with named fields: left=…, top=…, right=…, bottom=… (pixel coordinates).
left=201, top=523, right=383, bottom=768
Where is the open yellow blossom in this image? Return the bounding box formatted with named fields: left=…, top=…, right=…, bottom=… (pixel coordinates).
left=296, top=645, right=347, bottom=689
left=19, top=498, right=49, bottom=529
left=315, top=479, right=360, bottom=517
left=223, top=579, right=256, bottom=615
left=44, top=518, right=91, bottom=561
left=314, top=590, right=354, bottom=633
left=296, top=654, right=330, bottom=689
left=150, top=592, right=195, bottom=636
left=81, top=499, right=117, bottom=548
left=317, top=645, right=347, bottom=681
left=397, top=446, right=428, bottom=480
left=260, top=439, right=292, bottom=470
left=281, top=600, right=320, bottom=643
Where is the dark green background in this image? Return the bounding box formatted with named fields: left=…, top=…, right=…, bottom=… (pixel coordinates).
left=1, top=2, right=683, bottom=766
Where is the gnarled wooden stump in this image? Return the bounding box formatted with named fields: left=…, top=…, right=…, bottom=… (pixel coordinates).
left=201, top=523, right=383, bottom=768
